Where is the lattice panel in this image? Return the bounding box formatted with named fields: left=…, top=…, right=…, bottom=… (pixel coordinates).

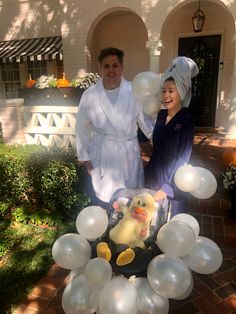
left=22, top=106, right=78, bottom=148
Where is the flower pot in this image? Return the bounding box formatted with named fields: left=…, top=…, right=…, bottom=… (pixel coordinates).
left=21, top=87, right=84, bottom=106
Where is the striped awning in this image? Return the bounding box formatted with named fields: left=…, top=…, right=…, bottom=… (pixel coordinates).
left=0, top=36, right=63, bottom=63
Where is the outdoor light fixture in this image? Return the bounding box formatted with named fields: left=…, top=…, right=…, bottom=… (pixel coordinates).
left=192, top=1, right=205, bottom=33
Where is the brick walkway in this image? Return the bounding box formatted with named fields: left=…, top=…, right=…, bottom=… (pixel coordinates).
left=14, top=134, right=236, bottom=314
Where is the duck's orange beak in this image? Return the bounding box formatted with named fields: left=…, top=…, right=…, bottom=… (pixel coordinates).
left=135, top=207, right=145, bottom=214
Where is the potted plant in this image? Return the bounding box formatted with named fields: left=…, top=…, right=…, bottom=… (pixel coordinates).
left=222, top=163, right=236, bottom=219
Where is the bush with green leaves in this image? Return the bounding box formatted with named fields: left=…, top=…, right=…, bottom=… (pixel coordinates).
left=0, top=144, right=89, bottom=219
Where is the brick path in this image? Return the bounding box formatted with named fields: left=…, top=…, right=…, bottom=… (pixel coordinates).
left=14, top=133, right=236, bottom=314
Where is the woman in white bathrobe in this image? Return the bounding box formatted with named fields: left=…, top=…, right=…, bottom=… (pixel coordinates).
left=75, top=47, right=153, bottom=206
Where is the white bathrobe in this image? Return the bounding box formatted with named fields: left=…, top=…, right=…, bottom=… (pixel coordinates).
left=75, top=77, right=154, bottom=202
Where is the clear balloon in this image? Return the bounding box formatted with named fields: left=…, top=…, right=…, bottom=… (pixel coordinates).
left=174, top=164, right=201, bottom=192
left=85, top=258, right=112, bottom=288
left=69, top=265, right=85, bottom=282
left=52, top=233, right=91, bottom=270
left=174, top=272, right=193, bottom=300
left=171, top=213, right=200, bottom=236
left=76, top=206, right=108, bottom=241
left=142, top=95, right=161, bottom=116
left=182, top=236, right=223, bottom=274
left=132, top=72, right=162, bottom=99
left=99, top=276, right=139, bottom=314
left=132, top=277, right=169, bottom=314
left=190, top=167, right=217, bottom=199
left=62, top=274, right=99, bottom=314
left=156, top=220, right=196, bottom=257
left=147, top=254, right=192, bottom=299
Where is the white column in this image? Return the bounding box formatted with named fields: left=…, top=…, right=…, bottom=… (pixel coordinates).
left=226, top=34, right=236, bottom=139
left=145, top=39, right=163, bottom=73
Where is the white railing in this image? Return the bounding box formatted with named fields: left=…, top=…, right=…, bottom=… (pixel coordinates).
left=22, top=105, right=78, bottom=148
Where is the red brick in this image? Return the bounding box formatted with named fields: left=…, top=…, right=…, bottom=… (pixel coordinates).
left=214, top=223, right=225, bottom=237
left=214, top=295, right=236, bottom=313
left=194, top=283, right=221, bottom=304
left=202, top=215, right=213, bottom=224
left=38, top=276, right=66, bottom=290
left=214, top=216, right=225, bottom=225
left=214, top=268, right=236, bottom=285
left=13, top=305, right=40, bottom=314
left=200, top=223, right=213, bottom=238
left=28, top=286, right=57, bottom=299
left=208, top=206, right=229, bottom=217
left=193, top=296, right=221, bottom=313
left=20, top=296, right=49, bottom=311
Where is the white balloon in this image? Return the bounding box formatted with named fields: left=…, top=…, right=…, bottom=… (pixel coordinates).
left=132, top=72, right=162, bottom=99
left=76, top=206, right=108, bottom=240
left=182, top=236, right=223, bottom=274
left=62, top=274, right=99, bottom=314
left=156, top=220, right=196, bottom=257
left=174, top=164, right=201, bottom=192
left=174, top=272, right=193, bottom=300
left=171, top=213, right=200, bottom=236
left=191, top=167, right=217, bottom=199
left=99, top=276, right=139, bottom=314
left=147, top=254, right=192, bottom=299
left=85, top=258, right=112, bottom=288
left=133, top=277, right=169, bottom=314
left=142, top=95, right=161, bottom=116
left=52, top=233, right=91, bottom=270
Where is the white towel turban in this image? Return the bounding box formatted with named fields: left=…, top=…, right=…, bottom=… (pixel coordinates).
left=163, top=56, right=199, bottom=107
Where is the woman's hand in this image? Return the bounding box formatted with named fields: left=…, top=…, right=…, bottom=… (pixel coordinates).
left=154, top=189, right=167, bottom=201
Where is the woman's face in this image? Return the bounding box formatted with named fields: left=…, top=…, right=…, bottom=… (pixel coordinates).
left=162, top=80, right=181, bottom=110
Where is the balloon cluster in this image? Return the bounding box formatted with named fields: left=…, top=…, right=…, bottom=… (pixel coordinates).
left=132, top=71, right=162, bottom=117
left=174, top=164, right=217, bottom=199
left=51, top=165, right=222, bottom=314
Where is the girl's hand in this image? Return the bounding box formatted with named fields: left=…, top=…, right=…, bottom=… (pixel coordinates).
left=154, top=189, right=167, bottom=201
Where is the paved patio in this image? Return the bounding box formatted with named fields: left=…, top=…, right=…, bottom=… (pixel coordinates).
left=14, top=130, right=236, bottom=314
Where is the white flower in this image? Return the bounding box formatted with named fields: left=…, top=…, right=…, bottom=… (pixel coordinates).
left=35, top=75, right=57, bottom=88
left=222, top=164, right=236, bottom=191
left=71, top=72, right=100, bottom=89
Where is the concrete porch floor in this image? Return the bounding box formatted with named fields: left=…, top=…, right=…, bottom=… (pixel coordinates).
left=14, top=130, right=236, bottom=314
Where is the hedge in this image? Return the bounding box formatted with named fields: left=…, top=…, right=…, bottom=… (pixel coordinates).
left=0, top=144, right=89, bottom=218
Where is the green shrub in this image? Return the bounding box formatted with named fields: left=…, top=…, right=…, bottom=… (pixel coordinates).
left=0, top=144, right=89, bottom=218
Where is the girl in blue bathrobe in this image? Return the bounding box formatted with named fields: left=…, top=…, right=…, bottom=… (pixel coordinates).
left=145, top=57, right=199, bottom=216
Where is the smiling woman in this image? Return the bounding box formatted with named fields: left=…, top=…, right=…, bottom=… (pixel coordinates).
left=145, top=57, right=199, bottom=217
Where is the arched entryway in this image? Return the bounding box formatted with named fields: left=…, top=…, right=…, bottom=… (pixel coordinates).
left=160, top=0, right=235, bottom=128
left=87, top=9, right=149, bottom=80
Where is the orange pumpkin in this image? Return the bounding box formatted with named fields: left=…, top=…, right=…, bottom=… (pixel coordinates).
left=222, top=148, right=236, bottom=167
left=25, top=74, right=36, bottom=88
left=57, top=72, right=70, bottom=87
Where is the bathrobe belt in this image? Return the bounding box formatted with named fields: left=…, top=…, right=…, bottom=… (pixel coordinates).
left=93, top=130, right=137, bottom=180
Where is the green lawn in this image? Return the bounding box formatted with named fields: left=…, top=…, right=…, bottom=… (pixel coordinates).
left=0, top=215, right=75, bottom=314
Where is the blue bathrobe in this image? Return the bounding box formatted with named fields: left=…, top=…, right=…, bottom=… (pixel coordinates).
left=145, top=108, right=194, bottom=216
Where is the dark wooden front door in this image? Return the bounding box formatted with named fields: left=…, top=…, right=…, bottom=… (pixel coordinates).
left=178, top=35, right=221, bottom=127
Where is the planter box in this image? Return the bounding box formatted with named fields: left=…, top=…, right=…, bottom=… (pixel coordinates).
left=21, top=87, right=84, bottom=106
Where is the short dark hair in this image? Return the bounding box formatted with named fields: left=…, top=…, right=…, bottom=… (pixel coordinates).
left=98, top=47, right=124, bottom=65
left=165, top=76, right=175, bottom=83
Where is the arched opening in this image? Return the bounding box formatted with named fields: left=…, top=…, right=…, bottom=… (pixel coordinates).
left=160, top=0, right=235, bottom=128
left=88, top=10, right=149, bottom=80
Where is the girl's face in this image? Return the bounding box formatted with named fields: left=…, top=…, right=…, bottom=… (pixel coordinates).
left=162, top=80, right=181, bottom=110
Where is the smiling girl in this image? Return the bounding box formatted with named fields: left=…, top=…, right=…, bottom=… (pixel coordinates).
left=145, top=57, right=199, bottom=217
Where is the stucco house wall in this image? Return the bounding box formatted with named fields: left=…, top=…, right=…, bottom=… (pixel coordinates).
left=1, top=0, right=236, bottom=143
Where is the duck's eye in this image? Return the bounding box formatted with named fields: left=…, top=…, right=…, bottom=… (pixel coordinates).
left=137, top=200, right=140, bottom=205
left=142, top=202, right=146, bottom=207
